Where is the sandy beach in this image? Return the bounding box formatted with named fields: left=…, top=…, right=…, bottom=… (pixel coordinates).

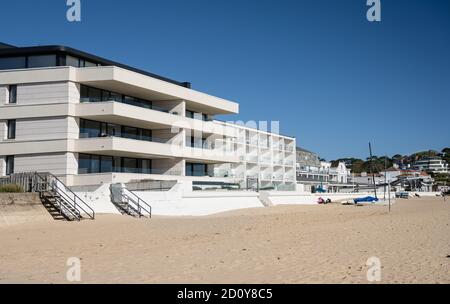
left=0, top=197, right=449, bottom=284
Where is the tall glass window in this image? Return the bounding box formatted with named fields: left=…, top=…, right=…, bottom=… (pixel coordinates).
left=122, top=126, right=138, bottom=140
left=100, top=156, right=113, bottom=173
left=8, top=85, right=17, bottom=104
left=122, top=158, right=138, bottom=173
left=91, top=155, right=101, bottom=173
left=140, top=159, right=152, bottom=174
left=78, top=154, right=91, bottom=174
left=5, top=156, right=14, bottom=175
left=7, top=120, right=16, bottom=139
left=80, top=119, right=101, bottom=138
left=107, top=124, right=122, bottom=137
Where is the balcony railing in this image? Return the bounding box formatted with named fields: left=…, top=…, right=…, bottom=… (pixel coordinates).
left=80, top=97, right=172, bottom=115
left=78, top=167, right=182, bottom=176
left=213, top=170, right=244, bottom=179
left=79, top=133, right=172, bottom=144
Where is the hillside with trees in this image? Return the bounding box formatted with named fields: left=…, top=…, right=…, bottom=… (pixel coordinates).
left=330, top=148, right=449, bottom=175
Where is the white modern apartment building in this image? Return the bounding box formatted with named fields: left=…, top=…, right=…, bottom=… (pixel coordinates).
left=0, top=43, right=296, bottom=190
left=413, top=157, right=449, bottom=175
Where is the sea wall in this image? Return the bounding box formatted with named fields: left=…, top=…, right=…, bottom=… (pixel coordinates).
left=135, top=190, right=263, bottom=216
left=0, top=193, right=41, bottom=206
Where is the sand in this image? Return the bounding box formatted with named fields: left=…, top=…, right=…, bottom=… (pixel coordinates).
left=0, top=197, right=449, bottom=284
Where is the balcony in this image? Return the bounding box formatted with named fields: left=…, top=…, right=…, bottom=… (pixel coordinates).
left=75, top=136, right=238, bottom=164
left=76, top=102, right=236, bottom=137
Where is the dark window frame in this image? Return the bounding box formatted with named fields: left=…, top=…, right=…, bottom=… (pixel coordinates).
left=8, top=85, right=17, bottom=104
left=7, top=120, right=16, bottom=139
left=5, top=156, right=14, bottom=175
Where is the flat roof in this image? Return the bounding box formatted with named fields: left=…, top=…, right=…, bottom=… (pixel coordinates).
left=0, top=43, right=191, bottom=88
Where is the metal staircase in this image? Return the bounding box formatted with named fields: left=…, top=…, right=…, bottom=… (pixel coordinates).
left=34, top=173, right=95, bottom=221
left=110, top=184, right=152, bottom=218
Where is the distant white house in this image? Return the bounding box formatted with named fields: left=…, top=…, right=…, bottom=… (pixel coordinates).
left=329, top=162, right=351, bottom=184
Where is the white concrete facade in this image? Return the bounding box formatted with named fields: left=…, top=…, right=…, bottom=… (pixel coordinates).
left=0, top=62, right=296, bottom=189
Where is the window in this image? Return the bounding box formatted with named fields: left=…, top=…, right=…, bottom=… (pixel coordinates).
left=186, top=110, right=194, bottom=119
left=186, top=110, right=208, bottom=121
left=140, top=129, right=152, bottom=142
left=0, top=57, right=26, bottom=70
left=122, top=126, right=138, bottom=140
left=122, top=158, right=138, bottom=173
left=100, top=156, right=113, bottom=173
left=140, top=159, right=152, bottom=174
left=83, top=60, right=97, bottom=67
left=80, top=86, right=102, bottom=103
left=186, top=162, right=208, bottom=177
left=27, top=55, right=57, bottom=68
left=8, top=85, right=17, bottom=104
left=66, top=56, right=80, bottom=67
left=78, top=154, right=91, bottom=174
left=186, top=136, right=207, bottom=149
left=107, top=123, right=121, bottom=137
left=80, top=119, right=101, bottom=138
left=7, top=120, right=16, bottom=139
left=79, top=119, right=154, bottom=142
left=78, top=154, right=154, bottom=175
left=79, top=85, right=161, bottom=111
left=5, top=156, right=14, bottom=175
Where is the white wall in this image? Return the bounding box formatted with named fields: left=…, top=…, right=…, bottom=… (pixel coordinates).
left=75, top=184, right=121, bottom=215
left=16, top=117, right=76, bottom=141
left=16, top=82, right=72, bottom=105
left=0, top=156, right=5, bottom=176
left=135, top=190, right=263, bottom=216
left=14, top=153, right=73, bottom=175
left=68, top=82, right=80, bottom=104
left=0, top=86, right=7, bottom=105
left=0, top=120, right=6, bottom=141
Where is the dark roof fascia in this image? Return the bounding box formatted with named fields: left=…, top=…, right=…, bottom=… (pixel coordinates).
left=0, top=42, right=17, bottom=49
left=0, top=45, right=191, bottom=88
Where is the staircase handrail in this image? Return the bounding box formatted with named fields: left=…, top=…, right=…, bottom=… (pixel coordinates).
left=121, top=188, right=152, bottom=218
left=34, top=172, right=95, bottom=220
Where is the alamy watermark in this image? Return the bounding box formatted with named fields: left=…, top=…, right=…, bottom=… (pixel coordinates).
left=367, top=0, right=381, bottom=22
left=366, top=256, right=382, bottom=282
left=67, top=0, right=81, bottom=22
left=66, top=257, right=82, bottom=282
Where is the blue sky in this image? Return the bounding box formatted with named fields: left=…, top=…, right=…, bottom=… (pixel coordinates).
left=1, top=0, right=449, bottom=160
